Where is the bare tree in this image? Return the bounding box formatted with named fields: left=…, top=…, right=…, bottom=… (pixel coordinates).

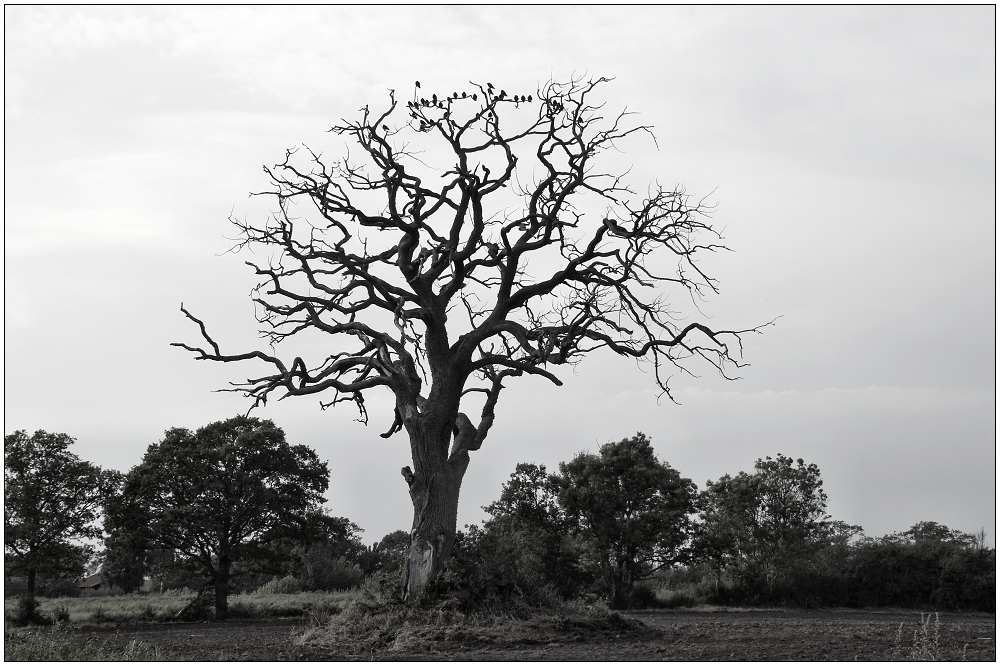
left=173, top=76, right=766, bottom=600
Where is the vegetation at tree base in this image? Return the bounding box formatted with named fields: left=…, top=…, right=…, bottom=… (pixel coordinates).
left=4, top=430, right=111, bottom=598
left=103, top=415, right=333, bottom=619
left=559, top=434, right=697, bottom=609
left=171, top=76, right=766, bottom=598
left=415, top=463, right=585, bottom=612
left=407, top=443, right=993, bottom=613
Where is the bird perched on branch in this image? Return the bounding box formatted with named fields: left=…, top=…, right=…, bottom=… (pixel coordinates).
left=602, top=218, right=628, bottom=236
left=415, top=81, right=421, bottom=88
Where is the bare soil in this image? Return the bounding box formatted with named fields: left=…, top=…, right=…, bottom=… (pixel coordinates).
left=64, top=608, right=996, bottom=661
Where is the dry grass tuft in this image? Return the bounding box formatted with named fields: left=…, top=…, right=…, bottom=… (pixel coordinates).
left=892, top=612, right=946, bottom=661
left=298, top=598, right=643, bottom=657
left=4, top=625, right=169, bottom=661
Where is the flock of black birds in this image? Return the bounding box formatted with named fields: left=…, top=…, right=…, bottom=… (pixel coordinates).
left=400, top=81, right=563, bottom=133
left=410, top=80, right=533, bottom=109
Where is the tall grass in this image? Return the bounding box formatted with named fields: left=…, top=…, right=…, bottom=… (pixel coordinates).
left=4, top=626, right=169, bottom=661
left=892, top=612, right=942, bottom=661
left=3, top=589, right=360, bottom=624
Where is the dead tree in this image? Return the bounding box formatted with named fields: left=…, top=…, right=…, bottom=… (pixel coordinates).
left=173, top=76, right=766, bottom=600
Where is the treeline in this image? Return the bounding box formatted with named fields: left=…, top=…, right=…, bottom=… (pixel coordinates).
left=4, top=421, right=994, bottom=617
left=434, top=434, right=994, bottom=612
left=5, top=417, right=410, bottom=620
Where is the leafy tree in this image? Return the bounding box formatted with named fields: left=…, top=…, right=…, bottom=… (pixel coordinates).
left=4, top=430, right=109, bottom=596
left=98, top=470, right=151, bottom=593
left=484, top=463, right=562, bottom=529
left=558, top=433, right=697, bottom=609
left=479, top=462, right=584, bottom=598
left=694, top=454, right=852, bottom=601
left=437, top=463, right=586, bottom=606
left=363, top=530, right=410, bottom=577
left=288, top=516, right=367, bottom=591
left=107, top=415, right=330, bottom=619
left=173, top=76, right=765, bottom=598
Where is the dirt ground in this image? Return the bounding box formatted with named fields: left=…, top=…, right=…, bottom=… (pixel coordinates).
left=65, top=608, right=995, bottom=661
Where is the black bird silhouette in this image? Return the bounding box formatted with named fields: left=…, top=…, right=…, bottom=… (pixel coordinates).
left=432, top=93, right=437, bottom=102
left=602, top=218, right=628, bottom=236
left=462, top=91, right=467, bottom=98
left=472, top=93, right=477, bottom=101
left=487, top=82, right=494, bottom=90
left=382, top=125, right=389, bottom=132
left=499, top=90, right=506, bottom=98
left=527, top=95, right=533, bottom=102
left=415, top=81, right=421, bottom=88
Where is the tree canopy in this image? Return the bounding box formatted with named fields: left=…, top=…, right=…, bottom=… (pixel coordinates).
left=173, top=76, right=765, bottom=597
left=559, top=433, right=696, bottom=609
left=694, top=454, right=857, bottom=599
left=106, top=415, right=331, bottom=619
left=4, top=430, right=109, bottom=596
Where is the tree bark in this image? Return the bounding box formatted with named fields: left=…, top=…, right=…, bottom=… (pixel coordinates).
left=214, top=558, right=230, bottom=620
left=400, top=420, right=471, bottom=601
left=26, top=568, right=36, bottom=597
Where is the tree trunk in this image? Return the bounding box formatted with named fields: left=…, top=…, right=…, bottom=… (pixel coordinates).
left=26, top=568, right=36, bottom=597
left=401, top=434, right=470, bottom=601
left=214, top=558, right=230, bottom=620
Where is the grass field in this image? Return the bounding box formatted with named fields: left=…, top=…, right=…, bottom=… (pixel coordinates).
left=4, top=589, right=360, bottom=625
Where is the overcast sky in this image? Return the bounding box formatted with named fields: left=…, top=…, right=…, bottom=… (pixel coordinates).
left=5, top=6, right=995, bottom=546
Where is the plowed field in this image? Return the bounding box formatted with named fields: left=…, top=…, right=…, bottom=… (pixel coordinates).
left=40, top=608, right=997, bottom=661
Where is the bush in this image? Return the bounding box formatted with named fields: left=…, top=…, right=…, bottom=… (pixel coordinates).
left=299, top=553, right=365, bottom=591
left=53, top=605, right=71, bottom=623
left=173, top=586, right=215, bottom=621
left=412, top=527, right=570, bottom=615
left=7, top=595, right=52, bottom=626
left=627, top=584, right=658, bottom=608
left=254, top=575, right=302, bottom=595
